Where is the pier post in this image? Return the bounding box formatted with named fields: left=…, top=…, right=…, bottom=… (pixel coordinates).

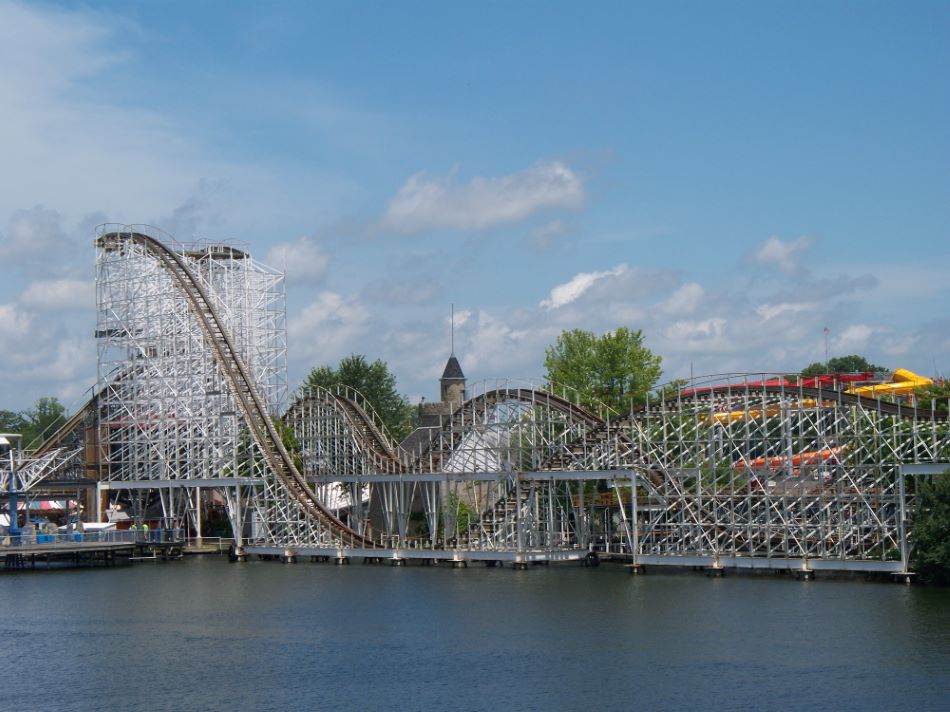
left=194, top=486, right=203, bottom=549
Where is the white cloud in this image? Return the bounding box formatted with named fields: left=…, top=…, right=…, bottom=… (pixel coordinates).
left=279, top=245, right=946, bottom=406
left=540, top=264, right=628, bottom=310
left=539, top=264, right=679, bottom=311
left=20, top=278, right=94, bottom=311
left=0, top=301, right=94, bottom=408
left=461, top=310, right=537, bottom=375
left=879, top=333, right=917, bottom=357
left=754, top=301, right=817, bottom=321
left=833, top=324, right=875, bottom=352
left=21, top=335, right=94, bottom=384
left=833, top=263, right=944, bottom=301
left=659, top=283, right=704, bottom=316
left=288, top=292, right=371, bottom=363
left=0, top=302, right=32, bottom=341
left=753, top=235, right=813, bottom=274
left=530, top=219, right=567, bottom=252
left=0, top=205, right=72, bottom=261
left=0, top=1, right=120, bottom=103
left=664, top=318, right=729, bottom=350
left=0, top=2, right=370, bottom=408
left=266, top=236, right=329, bottom=284
left=450, top=309, right=472, bottom=328
left=363, top=279, right=439, bottom=305
left=382, top=160, right=585, bottom=234
left=0, top=4, right=200, bottom=220
left=0, top=2, right=361, bottom=244
left=152, top=182, right=228, bottom=239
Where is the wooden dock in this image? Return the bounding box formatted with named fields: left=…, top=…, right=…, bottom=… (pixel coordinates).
left=1, top=541, right=136, bottom=571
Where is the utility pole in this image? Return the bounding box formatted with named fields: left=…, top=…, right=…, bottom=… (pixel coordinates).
left=824, top=327, right=830, bottom=365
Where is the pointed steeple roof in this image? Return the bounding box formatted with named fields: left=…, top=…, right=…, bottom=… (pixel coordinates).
left=441, top=355, right=464, bottom=381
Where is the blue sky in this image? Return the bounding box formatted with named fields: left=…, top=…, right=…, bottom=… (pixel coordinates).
left=1, top=1, right=948, bottom=412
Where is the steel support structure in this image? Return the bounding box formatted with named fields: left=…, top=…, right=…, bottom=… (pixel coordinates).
left=83, top=225, right=950, bottom=571
left=94, top=224, right=286, bottom=538
left=628, top=376, right=950, bottom=573
left=278, top=380, right=631, bottom=558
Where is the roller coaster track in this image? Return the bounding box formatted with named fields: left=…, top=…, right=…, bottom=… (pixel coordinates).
left=409, top=387, right=604, bottom=472
left=284, top=388, right=405, bottom=474
left=468, top=388, right=604, bottom=428
left=328, top=393, right=404, bottom=472
left=101, top=231, right=371, bottom=546
left=419, top=388, right=655, bottom=548
left=30, top=399, right=93, bottom=458
left=453, top=380, right=949, bottom=549
left=660, top=384, right=948, bottom=421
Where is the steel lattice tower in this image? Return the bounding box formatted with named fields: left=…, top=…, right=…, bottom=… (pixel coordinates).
left=94, top=224, right=287, bottom=533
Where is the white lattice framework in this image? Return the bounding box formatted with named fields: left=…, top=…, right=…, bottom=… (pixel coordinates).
left=95, top=224, right=287, bottom=532
left=273, top=375, right=950, bottom=571
left=629, top=376, right=950, bottom=570
left=85, top=224, right=950, bottom=570
left=280, top=380, right=628, bottom=556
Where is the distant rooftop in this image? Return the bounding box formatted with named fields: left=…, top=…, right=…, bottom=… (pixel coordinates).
left=441, top=355, right=464, bottom=381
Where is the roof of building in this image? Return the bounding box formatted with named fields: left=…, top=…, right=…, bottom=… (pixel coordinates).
left=399, top=426, right=439, bottom=456
left=440, top=355, right=465, bottom=381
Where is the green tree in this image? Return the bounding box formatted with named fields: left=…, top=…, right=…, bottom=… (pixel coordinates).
left=0, top=410, right=27, bottom=437
left=915, top=380, right=950, bottom=418
left=543, top=328, right=662, bottom=414
left=801, top=354, right=888, bottom=377
left=274, top=419, right=303, bottom=473
left=306, top=354, right=413, bottom=441
left=652, top=379, right=689, bottom=404
left=911, top=470, right=950, bottom=585
left=18, top=397, right=66, bottom=449
left=438, top=494, right=478, bottom=540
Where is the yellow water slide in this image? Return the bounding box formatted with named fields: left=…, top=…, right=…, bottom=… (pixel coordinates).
left=704, top=399, right=822, bottom=425
left=846, top=368, right=933, bottom=398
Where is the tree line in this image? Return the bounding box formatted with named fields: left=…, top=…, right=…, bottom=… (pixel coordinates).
left=0, top=397, right=66, bottom=450
left=301, top=342, right=945, bottom=441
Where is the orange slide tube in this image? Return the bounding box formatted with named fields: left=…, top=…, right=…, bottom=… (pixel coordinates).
left=734, top=446, right=843, bottom=472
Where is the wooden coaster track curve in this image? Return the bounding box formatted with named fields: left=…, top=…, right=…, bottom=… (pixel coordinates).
left=100, top=231, right=371, bottom=546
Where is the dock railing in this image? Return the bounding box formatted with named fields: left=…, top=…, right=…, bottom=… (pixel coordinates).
left=2, top=528, right=185, bottom=547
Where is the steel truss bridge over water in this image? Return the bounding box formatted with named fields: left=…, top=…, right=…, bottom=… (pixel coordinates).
left=6, top=226, right=949, bottom=576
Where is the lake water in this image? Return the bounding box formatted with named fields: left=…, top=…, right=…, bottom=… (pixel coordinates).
left=2, top=556, right=949, bottom=711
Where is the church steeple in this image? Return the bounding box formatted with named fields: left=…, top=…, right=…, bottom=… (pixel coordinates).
left=440, top=354, right=465, bottom=406
left=414, top=307, right=468, bottom=431
left=440, top=304, right=465, bottom=406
